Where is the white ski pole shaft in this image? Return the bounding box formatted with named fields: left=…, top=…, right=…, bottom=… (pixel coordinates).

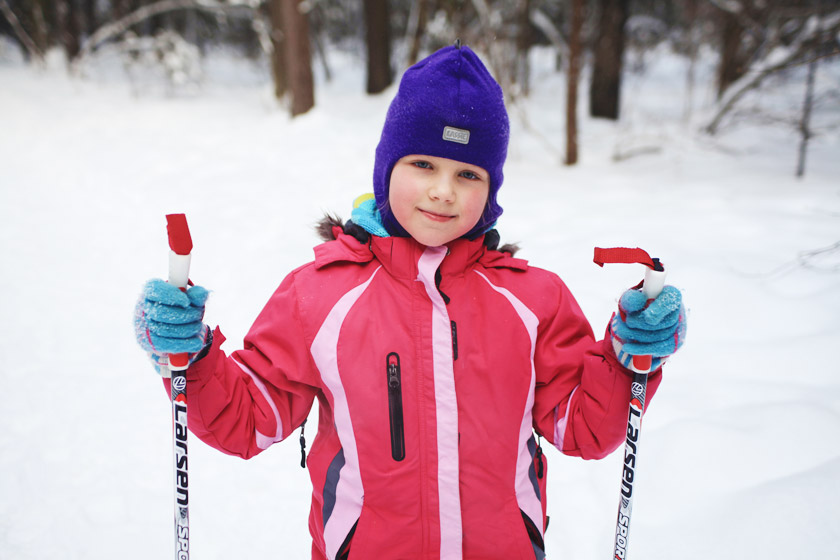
left=165, top=214, right=192, bottom=560
left=593, top=246, right=667, bottom=560
left=612, top=265, right=665, bottom=560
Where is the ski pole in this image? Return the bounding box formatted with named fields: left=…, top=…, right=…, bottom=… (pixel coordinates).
left=163, top=213, right=193, bottom=560
left=593, top=247, right=666, bottom=560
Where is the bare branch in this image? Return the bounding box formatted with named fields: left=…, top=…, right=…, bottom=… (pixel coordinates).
left=71, top=0, right=254, bottom=74
left=530, top=8, right=568, bottom=62
left=706, top=11, right=840, bottom=134
left=799, top=241, right=840, bottom=272
left=0, top=0, right=44, bottom=63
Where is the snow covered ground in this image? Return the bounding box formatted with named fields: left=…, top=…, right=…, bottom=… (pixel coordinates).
left=1, top=42, right=839, bottom=559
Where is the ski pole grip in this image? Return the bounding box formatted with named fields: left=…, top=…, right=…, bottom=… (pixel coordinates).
left=168, top=252, right=191, bottom=290
left=165, top=214, right=194, bottom=373
left=632, top=267, right=667, bottom=373
left=594, top=247, right=667, bottom=373
left=643, top=267, right=666, bottom=301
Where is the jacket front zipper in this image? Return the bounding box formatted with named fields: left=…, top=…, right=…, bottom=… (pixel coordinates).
left=387, top=352, right=406, bottom=461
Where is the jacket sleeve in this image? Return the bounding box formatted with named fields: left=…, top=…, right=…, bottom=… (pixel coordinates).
left=531, top=278, right=662, bottom=460
left=165, top=272, right=320, bottom=460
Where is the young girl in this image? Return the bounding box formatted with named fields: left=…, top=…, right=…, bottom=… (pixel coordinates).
left=136, top=44, right=685, bottom=560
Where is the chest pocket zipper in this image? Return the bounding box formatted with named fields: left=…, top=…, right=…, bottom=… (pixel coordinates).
left=387, top=352, right=406, bottom=461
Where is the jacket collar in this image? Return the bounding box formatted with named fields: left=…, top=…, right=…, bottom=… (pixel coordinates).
left=313, top=226, right=375, bottom=269
left=313, top=228, right=528, bottom=276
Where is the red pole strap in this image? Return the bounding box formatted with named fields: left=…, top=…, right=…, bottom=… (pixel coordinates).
left=166, top=214, right=193, bottom=256
left=593, top=247, right=663, bottom=271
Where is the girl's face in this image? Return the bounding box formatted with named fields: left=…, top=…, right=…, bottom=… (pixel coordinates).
left=388, top=154, right=490, bottom=247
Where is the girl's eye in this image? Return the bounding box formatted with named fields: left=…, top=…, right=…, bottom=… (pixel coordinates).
left=412, top=161, right=432, bottom=169
left=460, top=170, right=481, bottom=181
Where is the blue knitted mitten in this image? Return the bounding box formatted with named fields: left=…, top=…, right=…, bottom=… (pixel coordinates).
left=610, top=285, right=686, bottom=372
left=134, top=279, right=210, bottom=372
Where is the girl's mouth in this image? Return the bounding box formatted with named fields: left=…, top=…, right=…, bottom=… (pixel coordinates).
left=419, top=209, right=455, bottom=222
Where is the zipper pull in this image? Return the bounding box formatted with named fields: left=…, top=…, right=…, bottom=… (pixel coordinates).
left=388, top=354, right=400, bottom=389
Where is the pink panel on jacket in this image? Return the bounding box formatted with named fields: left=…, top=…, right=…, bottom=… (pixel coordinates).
left=233, top=357, right=285, bottom=450
left=310, top=267, right=381, bottom=560
left=474, top=270, right=544, bottom=539
left=553, top=385, right=580, bottom=452
left=417, top=246, right=463, bottom=559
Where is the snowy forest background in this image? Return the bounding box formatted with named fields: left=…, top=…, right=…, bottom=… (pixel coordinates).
left=4, top=0, right=840, bottom=156
left=2, top=0, right=840, bottom=559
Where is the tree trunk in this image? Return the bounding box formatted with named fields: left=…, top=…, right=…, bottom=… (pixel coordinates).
left=796, top=39, right=818, bottom=178
left=30, top=0, right=50, bottom=55
left=55, top=0, right=81, bottom=59
left=364, top=0, right=392, bottom=94
left=82, top=0, right=97, bottom=38
left=589, top=0, right=628, bottom=120
left=717, top=8, right=746, bottom=99
left=516, top=0, right=532, bottom=96
left=267, top=0, right=287, bottom=99
left=406, top=0, right=428, bottom=67
left=682, top=0, right=699, bottom=124
left=281, top=0, right=314, bottom=116
left=566, top=0, right=583, bottom=165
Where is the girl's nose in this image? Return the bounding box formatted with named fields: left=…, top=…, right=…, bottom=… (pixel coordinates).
left=429, top=175, right=455, bottom=202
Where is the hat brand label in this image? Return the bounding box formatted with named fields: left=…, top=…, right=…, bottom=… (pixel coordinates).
left=443, top=126, right=470, bottom=145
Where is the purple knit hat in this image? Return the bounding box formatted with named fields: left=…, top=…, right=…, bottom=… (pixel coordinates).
left=373, top=44, right=510, bottom=238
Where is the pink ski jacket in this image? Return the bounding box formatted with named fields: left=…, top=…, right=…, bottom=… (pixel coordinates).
left=179, top=228, right=662, bottom=560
